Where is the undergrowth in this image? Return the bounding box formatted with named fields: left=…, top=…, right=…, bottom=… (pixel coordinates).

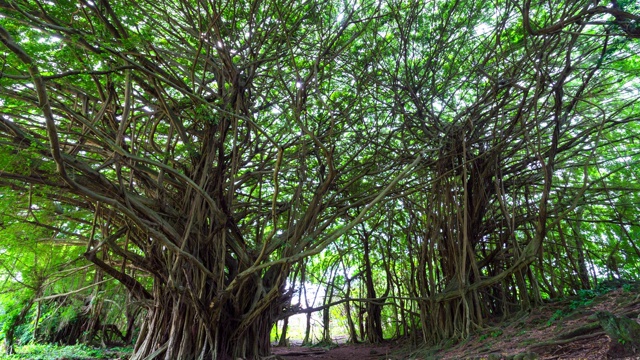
left=0, top=344, right=132, bottom=360
left=546, top=282, right=622, bottom=326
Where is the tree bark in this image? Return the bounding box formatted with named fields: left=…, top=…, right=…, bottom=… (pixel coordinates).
left=277, top=317, right=289, bottom=347
left=130, top=265, right=288, bottom=360
left=362, top=231, right=384, bottom=343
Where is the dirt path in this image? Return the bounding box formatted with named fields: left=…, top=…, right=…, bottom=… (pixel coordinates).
left=271, top=343, right=394, bottom=360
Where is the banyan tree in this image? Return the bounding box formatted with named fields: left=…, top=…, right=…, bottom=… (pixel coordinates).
left=1, top=0, right=639, bottom=358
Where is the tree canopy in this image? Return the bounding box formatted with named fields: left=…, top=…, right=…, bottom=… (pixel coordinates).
left=0, top=0, right=639, bottom=359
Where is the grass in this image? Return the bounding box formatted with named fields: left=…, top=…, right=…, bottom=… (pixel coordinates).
left=0, top=344, right=132, bottom=360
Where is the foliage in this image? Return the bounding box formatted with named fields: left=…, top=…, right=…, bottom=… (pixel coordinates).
left=479, top=329, right=503, bottom=341
left=0, top=344, right=132, bottom=360
left=547, top=310, right=566, bottom=327
left=546, top=284, right=618, bottom=326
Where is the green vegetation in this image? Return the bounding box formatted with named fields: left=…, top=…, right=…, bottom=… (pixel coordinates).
left=0, top=344, right=132, bottom=360
left=0, top=0, right=639, bottom=359
left=479, top=329, right=503, bottom=342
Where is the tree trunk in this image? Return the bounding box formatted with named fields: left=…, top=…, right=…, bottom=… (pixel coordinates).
left=321, top=305, right=331, bottom=343
left=278, top=262, right=300, bottom=347
left=123, top=293, right=140, bottom=344
left=277, top=317, right=289, bottom=347
left=130, top=269, right=287, bottom=360
left=321, top=272, right=337, bottom=344
left=302, top=312, right=312, bottom=346
left=362, top=232, right=384, bottom=343
left=344, top=300, right=359, bottom=343
left=340, top=258, right=360, bottom=343
left=357, top=305, right=366, bottom=343
left=83, top=266, right=105, bottom=344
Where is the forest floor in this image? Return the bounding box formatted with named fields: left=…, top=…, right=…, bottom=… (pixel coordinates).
left=271, top=281, right=640, bottom=360
left=5, top=283, right=638, bottom=359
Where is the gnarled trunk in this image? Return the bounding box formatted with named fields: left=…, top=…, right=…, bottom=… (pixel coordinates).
left=131, top=264, right=289, bottom=360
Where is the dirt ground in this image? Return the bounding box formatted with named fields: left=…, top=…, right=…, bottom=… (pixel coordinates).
left=271, top=342, right=395, bottom=360
left=271, top=283, right=640, bottom=360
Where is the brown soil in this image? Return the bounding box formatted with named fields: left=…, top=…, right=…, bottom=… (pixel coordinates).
left=271, top=283, right=640, bottom=360
left=272, top=342, right=395, bottom=360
